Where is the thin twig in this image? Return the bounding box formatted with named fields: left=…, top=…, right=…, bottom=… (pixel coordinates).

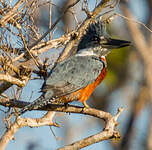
left=115, top=12, right=152, bottom=33
left=0, top=74, right=29, bottom=87
left=26, top=0, right=81, bottom=51
left=49, top=0, right=52, bottom=40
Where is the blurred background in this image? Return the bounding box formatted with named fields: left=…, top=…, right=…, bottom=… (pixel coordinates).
left=0, top=0, right=152, bottom=150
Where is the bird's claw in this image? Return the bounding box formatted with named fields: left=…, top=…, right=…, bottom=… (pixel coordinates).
left=82, top=101, right=90, bottom=108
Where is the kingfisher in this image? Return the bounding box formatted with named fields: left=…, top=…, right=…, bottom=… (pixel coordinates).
left=18, top=20, right=130, bottom=115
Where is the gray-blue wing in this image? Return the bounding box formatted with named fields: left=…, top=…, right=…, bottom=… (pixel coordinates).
left=42, top=55, right=104, bottom=98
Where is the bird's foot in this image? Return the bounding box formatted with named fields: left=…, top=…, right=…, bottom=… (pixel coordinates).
left=82, top=101, right=89, bottom=108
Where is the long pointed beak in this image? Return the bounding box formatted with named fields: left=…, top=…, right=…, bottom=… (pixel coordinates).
left=102, top=38, right=131, bottom=49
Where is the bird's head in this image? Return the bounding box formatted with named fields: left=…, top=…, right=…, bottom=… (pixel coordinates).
left=77, top=21, right=130, bottom=56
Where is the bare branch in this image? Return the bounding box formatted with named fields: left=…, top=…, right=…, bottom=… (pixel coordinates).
left=0, top=111, right=56, bottom=150
left=0, top=74, right=29, bottom=87
left=0, top=97, right=123, bottom=150
left=49, top=0, right=52, bottom=40
left=0, top=98, right=115, bottom=120
left=58, top=108, right=123, bottom=150
left=0, top=0, right=26, bottom=27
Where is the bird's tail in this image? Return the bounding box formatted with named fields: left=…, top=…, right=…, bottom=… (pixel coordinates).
left=18, top=94, right=53, bottom=116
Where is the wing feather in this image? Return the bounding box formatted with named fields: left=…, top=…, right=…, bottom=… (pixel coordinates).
left=42, top=55, right=104, bottom=98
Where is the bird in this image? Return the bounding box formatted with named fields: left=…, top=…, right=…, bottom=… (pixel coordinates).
left=18, top=20, right=130, bottom=115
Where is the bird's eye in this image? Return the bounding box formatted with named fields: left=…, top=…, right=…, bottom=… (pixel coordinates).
left=92, top=36, right=100, bottom=42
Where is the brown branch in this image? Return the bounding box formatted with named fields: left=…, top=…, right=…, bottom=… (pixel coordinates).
left=32, top=32, right=72, bottom=54
left=0, top=98, right=111, bottom=119
left=0, top=55, right=31, bottom=91
left=0, top=97, right=120, bottom=119
left=0, top=0, right=26, bottom=27
left=58, top=108, right=123, bottom=150
left=0, top=55, right=20, bottom=74
left=12, top=32, right=73, bottom=63
left=49, top=0, right=52, bottom=40
left=0, top=111, right=56, bottom=150
left=0, top=74, right=29, bottom=87
left=0, top=98, right=123, bottom=149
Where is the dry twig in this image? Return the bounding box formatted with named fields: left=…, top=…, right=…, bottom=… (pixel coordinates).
left=0, top=111, right=56, bottom=150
